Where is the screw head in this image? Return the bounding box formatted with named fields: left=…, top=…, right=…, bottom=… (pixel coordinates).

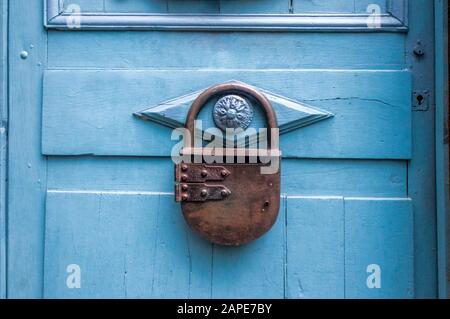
left=20, top=51, right=28, bottom=59
left=201, top=189, right=208, bottom=197
left=201, top=170, right=208, bottom=177
left=181, top=184, right=188, bottom=191
left=221, top=190, right=230, bottom=198
left=221, top=170, right=229, bottom=177
left=181, top=164, right=188, bottom=172
left=181, top=174, right=188, bottom=182
left=181, top=194, right=189, bottom=201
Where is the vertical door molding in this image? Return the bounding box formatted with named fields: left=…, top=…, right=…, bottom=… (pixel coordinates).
left=435, top=0, right=450, bottom=300
left=7, top=0, right=48, bottom=298
left=407, top=0, right=438, bottom=298
left=0, top=0, right=8, bottom=300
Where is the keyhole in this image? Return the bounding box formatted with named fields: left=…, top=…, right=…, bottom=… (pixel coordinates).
left=417, top=94, right=424, bottom=105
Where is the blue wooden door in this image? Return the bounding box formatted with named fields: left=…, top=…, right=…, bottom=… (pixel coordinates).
left=5, top=0, right=438, bottom=298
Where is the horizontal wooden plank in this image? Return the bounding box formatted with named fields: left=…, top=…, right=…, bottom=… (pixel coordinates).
left=286, top=196, right=345, bottom=298
left=344, top=198, right=414, bottom=298
left=48, top=32, right=405, bottom=69
left=47, top=157, right=407, bottom=197
left=42, top=70, right=412, bottom=159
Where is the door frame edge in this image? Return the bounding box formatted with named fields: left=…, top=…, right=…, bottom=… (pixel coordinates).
left=435, top=0, right=450, bottom=300
left=0, top=0, right=8, bottom=300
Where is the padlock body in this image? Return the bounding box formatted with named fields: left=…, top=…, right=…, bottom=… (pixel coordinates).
left=176, top=162, right=280, bottom=246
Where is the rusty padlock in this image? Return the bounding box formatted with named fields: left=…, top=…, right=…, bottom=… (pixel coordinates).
left=175, top=82, right=281, bottom=246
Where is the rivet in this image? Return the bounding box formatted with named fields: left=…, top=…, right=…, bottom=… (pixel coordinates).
left=221, top=190, right=230, bottom=198
left=181, top=184, right=188, bottom=191
left=181, top=174, right=188, bottom=182
left=181, top=194, right=189, bottom=201
left=20, top=51, right=28, bottom=59
left=201, top=189, right=208, bottom=197
left=201, top=170, right=208, bottom=177
left=221, top=170, right=229, bottom=177
left=181, top=164, right=188, bottom=172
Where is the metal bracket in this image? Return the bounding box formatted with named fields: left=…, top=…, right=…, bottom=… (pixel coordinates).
left=175, top=163, right=230, bottom=183
left=175, top=183, right=231, bottom=202
left=175, top=163, right=231, bottom=202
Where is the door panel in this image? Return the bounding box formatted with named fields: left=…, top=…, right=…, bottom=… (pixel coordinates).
left=344, top=198, right=414, bottom=298
left=7, top=0, right=437, bottom=298
left=286, top=197, right=345, bottom=299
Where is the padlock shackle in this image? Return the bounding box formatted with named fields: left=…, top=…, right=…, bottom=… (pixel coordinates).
left=185, top=82, right=278, bottom=149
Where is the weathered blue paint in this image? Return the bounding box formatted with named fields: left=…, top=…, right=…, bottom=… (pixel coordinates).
left=3, top=0, right=440, bottom=299
left=42, top=70, right=412, bottom=159
left=407, top=0, right=438, bottom=298
left=0, top=0, right=8, bottom=300
left=134, top=81, right=333, bottom=136
left=435, top=0, right=449, bottom=299
left=344, top=198, right=414, bottom=298
left=8, top=0, right=48, bottom=298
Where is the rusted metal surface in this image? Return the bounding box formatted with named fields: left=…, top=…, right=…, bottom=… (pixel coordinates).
left=184, top=82, right=277, bottom=149
left=175, top=163, right=230, bottom=184
left=176, top=82, right=281, bottom=246
left=175, top=182, right=231, bottom=203
left=181, top=163, right=280, bottom=246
